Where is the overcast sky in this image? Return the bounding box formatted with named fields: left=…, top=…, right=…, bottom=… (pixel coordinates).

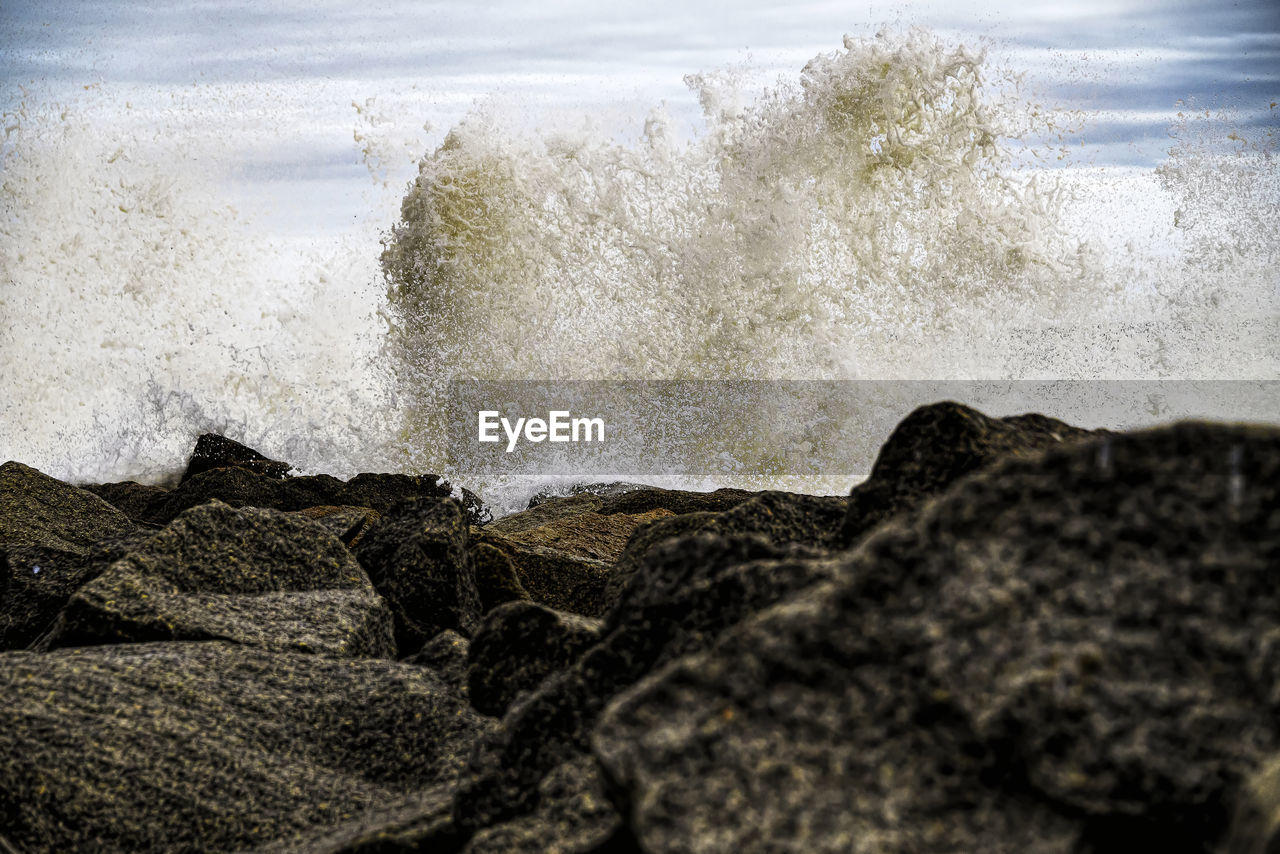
left=3, top=0, right=1276, bottom=234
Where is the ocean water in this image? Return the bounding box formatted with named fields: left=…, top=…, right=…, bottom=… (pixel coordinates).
left=2, top=30, right=1276, bottom=514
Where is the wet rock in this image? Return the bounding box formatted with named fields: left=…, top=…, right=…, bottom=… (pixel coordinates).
left=355, top=497, right=482, bottom=650
left=2, top=530, right=151, bottom=650
left=839, top=400, right=1101, bottom=546
left=140, top=466, right=477, bottom=526
left=0, top=641, right=492, bottom=853
left=455, top=533, right=840, bottom=832
left=473, top=531, right=611, bottom=618
left=526, top=481, right=652, bottom=509
left=468, top=601, right=604, bottom=717
left=44, top=501, right=394, bottom=658
left=471, top=542, right=531, bottom=612
left=597, top=486, right=757, bottom=517
left=604, top=491, right=846, bottom=608
left=594, top=420, right=1280, bottom=853
left=290, top=505, right=381, bottom=548
left=406, top=630, right=471, bottom=695
left=463, top=757, right=629, bottom=854
left=0, top=461, right=136, bottom=555
left=489, top=494, right=605, bottom=534
left=498, top=507, right=675, bottom=564
left=181, top=432, right=292, bottom=483
left=81, top=480, right=169, bottom=525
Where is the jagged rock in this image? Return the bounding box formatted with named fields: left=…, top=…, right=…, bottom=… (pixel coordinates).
left=463, top=757, right=629, bottom=854
left=0, top=461, right=136, bottom=555
left=2, top=530, right=151, bottom=650
left=468, top=601, right=604, bottom=717
left=497, top=507, right=675, bottom=563
left=593, top=421, right=1280, bottom=853
left=81, top=481, right=169, bottom=525
left=44, top=501, right=394, bottom=658
left=488, top=494, right=605, bottom=535
left=251, top=784, right=459, bottom=853
left=839, top=400, right=1101, bottom=546
left=406, top=630, right=471, bottom=695
left=471, top=542, right=531, bottom=612
left=455, top=534, right=840, bottom=832
left=526, top=481, right=651, bottom=509
left=290, top=505, right=381, bottom=548
left=0, top=641, right=492, bottom=853
left=181, top=433, right=292, bottom=483
left=356, top=497, right=482, bottom=651
left=473, top=531, right=611, bottom=618
left=140, top=467, right=465, bottom=526
left=604, top=491, right=847, bottom=608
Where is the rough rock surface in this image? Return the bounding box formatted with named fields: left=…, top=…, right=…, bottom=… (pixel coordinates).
left=81, top=480, right=169, bottom=525
left=471, top=541, right=532, bottom=612
left=597, top=486, right=757, bottom=517
left=45, top=500, right=394, bottom=658
left=472, top=531, right=612, bottom=618
left=0, top=642, right=492, bottom=853
left=594, top=421, right=1280, bottom=853
left=0, top=461, right=136, bottom=554
left=356, top=497, right=483, bottom=650
left=2, top=530, right=151, bottom=650
left=290, top=504, right=382, bottom=548
left=455, top=533, right=841, bottom=832
left=497, top=506, right=675, bottom=564
left=181, top=432, right=292, bottom=482
left=838, top=400, right=1102, bottom=546
left=406, top=629, right=471, bottom=694
left=468, top=601, right=604, bottom=717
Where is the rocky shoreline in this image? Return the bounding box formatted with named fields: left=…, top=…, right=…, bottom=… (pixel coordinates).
left=2, top=401, right=1278, bottom=852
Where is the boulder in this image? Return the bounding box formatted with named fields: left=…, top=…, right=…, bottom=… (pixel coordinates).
left=839, top=400, right=1101, bottom=546
left=355, top=497, right=483, bottom=651
left=472, top=532, right=611, bottom=618
left=487, top=494, right=605, bottom=535
left=289, top=505, right=381, bottom=548
left=593, top=420, right=1280, bottom=852
left=468, top=601, right=604, bottom=717
left=455, top=533, right=841, bottom=832
left=44, top=501, right=394, bottom=658
left=406, top=629, right=471, bottom=695
left=471, top=542, right=532, bottom=612
left=597, top=486, right=758, bottom=517
left=0, top=641, right=492, bottom=853
left=81, top=480, right=169, bottom=525
left=180, top=432, right=291, bottom=483
left=496, top=506, right=675, bottom=564
left=0, top=461, right=136, bottom=555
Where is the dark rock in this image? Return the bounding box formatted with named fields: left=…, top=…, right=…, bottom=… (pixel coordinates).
left=604, top=491, right=847, bottom=608
left=181, top=432, right=291, bottom=482
left=839, top=400, right=1101, bottom=546
left=489, top=494, right=604, bottom=535
left=455, top=533, right=840, bottom=832
left=252, top=784, right=460, bottom=853
left=140, top=467, right=465, bottom=526
left=44, top=501, right=394, bottom=658
left=473, top=531, right=611, bottom=618
left=356, top=497, right=483, bottom=650
left=593, top=420, right=1280, bottom=852
left=526, top=481, right=652, bottom=509
left=597, top=486, right=757, bottom=517
left=471, top=542, right=531, bottom=612
left=463, top=757, right=629, bottom=854
left=1224, top=756, right=1280, bottom=854
left=2, top=530, right=151, bottom=650
left=0, top=461, right=136, bottom=554
left=81, top=481, right=169, bottom=525
left=290, top=505, right=382, bottom=548
left=406, top=630, right=471, bottom=695
left=467, top=601, right=604, bottom=717
left=495, top=506, right=675, bottom=563
left=0, top=641, right=492, bottom=853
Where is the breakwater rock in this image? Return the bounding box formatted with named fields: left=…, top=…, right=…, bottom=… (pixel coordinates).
left=1, top=401, right=1277, bottom=853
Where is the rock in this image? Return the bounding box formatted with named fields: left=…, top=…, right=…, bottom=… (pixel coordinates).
left=0, top=641, right=492, bottom=853
left=406, top=630, right=471, bottom=695
left=473, top=531, right=611, bottom=618
left=81, top=481, right=169, bottom=525
left=471, top=542, right=532, bottom=612
left=0, top=461, right=136, bottom=555
left=463, top=757, right=629, bottom=854
left=1, top=530, right=151, bottom=651
left=597, top=486, right=757, bottom=517
left=455, top=533, right=841, bottom=832
left=44, top=501, right=394, bottom=658
left=181, top=433, right=292, bottom=483
left=141, top=466, right=466, bottom=526
left=252, top=784, right=460, bottom=853
left=839, top=400, right=1101, bottom=546
left=604, top=491, right=847, bottom=608
left=290, top=505, right=382, bottom=548
left=355, top=497, right=483, bottom=651
left=497, top=507, right=675, bottom=564
left=488, top=494, right=605, bottom=535
left=593, top=420, right=1280, bottom=852
left=467, top=601, right=604, bottom=717
left=526, top=481, right=652, bottom=509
